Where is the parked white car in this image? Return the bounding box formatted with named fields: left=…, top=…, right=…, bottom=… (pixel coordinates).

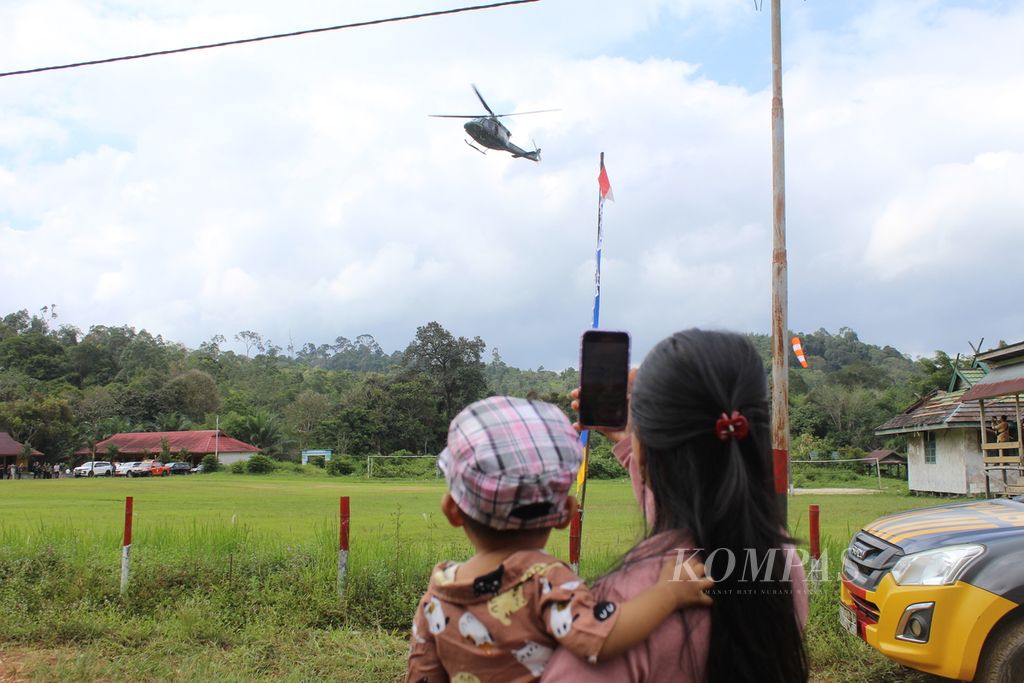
left=73, top=461, right=114, bottom=477
left=115, top=462, right=140, bottom=476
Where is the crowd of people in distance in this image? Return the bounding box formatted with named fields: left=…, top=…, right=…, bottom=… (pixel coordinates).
left=2, top=461, right=65, bottom=479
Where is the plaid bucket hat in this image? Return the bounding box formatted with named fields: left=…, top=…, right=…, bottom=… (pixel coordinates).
left=439, top=396, right=583, bottom=531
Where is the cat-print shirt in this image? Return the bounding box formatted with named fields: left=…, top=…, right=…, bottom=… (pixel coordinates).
left=405, top=549, right=620, bottom=683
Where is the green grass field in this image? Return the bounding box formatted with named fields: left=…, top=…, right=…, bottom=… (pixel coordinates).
left=0, top=471, right=952, bottom=681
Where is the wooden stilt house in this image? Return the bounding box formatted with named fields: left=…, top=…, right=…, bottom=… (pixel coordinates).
left=960, top=341, right=1024, bottom=497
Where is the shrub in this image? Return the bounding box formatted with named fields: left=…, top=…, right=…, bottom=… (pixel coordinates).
left=229, top=461, right=246, bottom=474
left=326, top=456, right=357, bottom=476
left=585, top=437, right=627, bottom=479
left=200, top=454, right=220, bottom=473
left=245, top=454, right=277, bottom=474
left=306, top=455, right=325, bottom=469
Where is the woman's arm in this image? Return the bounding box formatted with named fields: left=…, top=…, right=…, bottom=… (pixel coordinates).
left=571, top=369, right=654, bottom=523
left=540, top=557, right=712, bottom=663
left=597, top=556, right=712, bottom=659
left=611, top=439, right=654, bottom=523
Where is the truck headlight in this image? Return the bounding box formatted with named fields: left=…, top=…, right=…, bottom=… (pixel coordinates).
left=890, top=544, right=984, bottom=586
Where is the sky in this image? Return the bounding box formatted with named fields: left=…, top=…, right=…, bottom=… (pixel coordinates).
left=2, top=0, right=1023, bottom=370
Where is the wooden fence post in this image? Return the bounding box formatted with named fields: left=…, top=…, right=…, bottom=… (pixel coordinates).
left=809, top=504, right=821, bottom=587
left=338, top=496, right=350, bottom=597
left=120, top=496, right=133, bottom=595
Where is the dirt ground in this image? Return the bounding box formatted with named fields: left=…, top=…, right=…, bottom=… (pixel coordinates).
left=0, top=649, right=35, bottom=683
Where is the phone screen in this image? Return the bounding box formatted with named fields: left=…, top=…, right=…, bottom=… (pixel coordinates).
left=579, top=330, right=631, bottom=428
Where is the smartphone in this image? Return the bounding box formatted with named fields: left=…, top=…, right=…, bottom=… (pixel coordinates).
left=578, top=330, right=631, bottom=429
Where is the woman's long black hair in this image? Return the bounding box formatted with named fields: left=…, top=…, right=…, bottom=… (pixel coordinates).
left=628, top=329, right=808, bottom=683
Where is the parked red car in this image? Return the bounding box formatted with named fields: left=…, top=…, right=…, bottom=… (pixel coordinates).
left=128, top=460, right=170, bottom=477
left=148, top=460, right=170, bottom=476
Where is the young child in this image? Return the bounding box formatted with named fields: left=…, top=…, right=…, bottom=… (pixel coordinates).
left=405, top=396, right=713, bottom=683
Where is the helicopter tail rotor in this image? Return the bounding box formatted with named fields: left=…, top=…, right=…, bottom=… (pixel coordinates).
left=529, top=140, right=541, bottom=162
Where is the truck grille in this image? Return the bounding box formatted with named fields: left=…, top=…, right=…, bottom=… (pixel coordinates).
left=850, top=593, right=880, bottom=623
left=843, top=531, right=903, bottom=591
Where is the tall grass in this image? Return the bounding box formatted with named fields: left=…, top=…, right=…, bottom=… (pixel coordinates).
left=0, top=477, right=950, bottom=681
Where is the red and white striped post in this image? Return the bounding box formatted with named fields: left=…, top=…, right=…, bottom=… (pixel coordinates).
left=569, top=509, right=582, bottom=574
left=809, top=504, right=821, bottom=587
left=120, top=496, right=133, bottom=595
left=337, top=496, right=350, bottom=597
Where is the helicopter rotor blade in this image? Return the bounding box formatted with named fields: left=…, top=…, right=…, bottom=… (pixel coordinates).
left=492, top=109, right=560, bottom=118
left=471, top=83, right=498, bottom=119
left=428, top=114, right=485, bottom=118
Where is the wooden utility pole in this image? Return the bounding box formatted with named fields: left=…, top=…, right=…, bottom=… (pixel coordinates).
left=770, top=0, right=790, bottom=525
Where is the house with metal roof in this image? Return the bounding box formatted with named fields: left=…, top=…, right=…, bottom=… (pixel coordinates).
left=75, top=430, right=260, bottom=467
left=875, top=356, right=1020, bottom=495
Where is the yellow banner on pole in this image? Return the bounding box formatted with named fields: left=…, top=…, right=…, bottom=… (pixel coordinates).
left=576, top=442, right=590, bottom=498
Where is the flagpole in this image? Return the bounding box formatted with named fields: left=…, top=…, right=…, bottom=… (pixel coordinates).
left=571, top=152, right=608, bottom=573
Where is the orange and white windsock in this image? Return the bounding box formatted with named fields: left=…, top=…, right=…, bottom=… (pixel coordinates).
left=791, top=336, right=809, bottom=369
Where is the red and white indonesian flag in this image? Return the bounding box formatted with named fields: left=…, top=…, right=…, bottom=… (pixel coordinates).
left=598, top=161, right=614, bottom=202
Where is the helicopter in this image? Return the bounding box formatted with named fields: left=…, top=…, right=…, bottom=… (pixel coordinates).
left=430, top=85, right=555, bottom=162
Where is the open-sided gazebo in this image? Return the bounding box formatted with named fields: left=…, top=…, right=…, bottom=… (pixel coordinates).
left=0, top=432, right=44, bottom=476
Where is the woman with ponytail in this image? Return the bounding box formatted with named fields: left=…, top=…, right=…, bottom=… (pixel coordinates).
left=543, top=329, right=809, bottom=682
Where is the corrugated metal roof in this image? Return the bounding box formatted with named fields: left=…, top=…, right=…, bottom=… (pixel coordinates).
left=961, top=364, right=1024, bottom=402
left=960, top=368, right=986, bottom=385
left=875, top=388, right=1019, bottom=435
left=76, top=430, right=260, bottom=456
left=867, top=449, right=906, bottom=463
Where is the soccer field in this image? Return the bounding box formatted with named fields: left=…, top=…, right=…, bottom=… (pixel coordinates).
left=0, top=471, right=938, bottom=554
left=0, top=473, right=648, bottom=572
left=0, top=472, right=949, bottom=681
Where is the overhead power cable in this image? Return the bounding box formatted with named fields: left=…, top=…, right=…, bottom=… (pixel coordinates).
left=0, top=0, right=539, bottom=79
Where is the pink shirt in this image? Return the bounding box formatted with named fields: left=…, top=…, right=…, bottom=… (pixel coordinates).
left=542, top=440, right=808, bottom=682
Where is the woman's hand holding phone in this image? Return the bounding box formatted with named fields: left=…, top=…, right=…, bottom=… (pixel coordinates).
left=571, top=367, right=637, bottom=444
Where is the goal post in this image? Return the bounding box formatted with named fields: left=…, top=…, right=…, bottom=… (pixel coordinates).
left=365, top=454, right=440, bottom=479
left=790, top=457, right=882, bottom=490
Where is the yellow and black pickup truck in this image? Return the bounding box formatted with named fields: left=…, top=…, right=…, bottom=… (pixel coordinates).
left=840, top=499, right=1024, bottom=682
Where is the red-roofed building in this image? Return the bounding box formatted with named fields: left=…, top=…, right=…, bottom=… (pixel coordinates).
left=1, top=432, right=44, bottom=475
left=865, top=449, right=907, bottom=478
left=76, top=430, right=260, bottom=466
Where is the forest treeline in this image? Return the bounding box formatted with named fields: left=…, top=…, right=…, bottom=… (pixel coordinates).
left=0, top=309, right=964, bottom=463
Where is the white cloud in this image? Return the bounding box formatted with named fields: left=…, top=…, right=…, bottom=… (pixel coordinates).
left=866, top=151, right=1024, bottom=277
left=1, top=0, right=1023, bottom=367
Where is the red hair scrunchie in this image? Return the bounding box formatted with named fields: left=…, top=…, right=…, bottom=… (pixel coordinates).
left=715, top=411, right=750, bottom=442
